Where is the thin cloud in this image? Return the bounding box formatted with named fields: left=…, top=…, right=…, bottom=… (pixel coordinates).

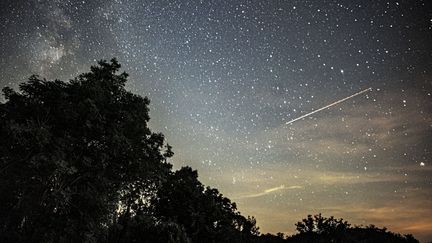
left=236, top=185, right=302, bottom=199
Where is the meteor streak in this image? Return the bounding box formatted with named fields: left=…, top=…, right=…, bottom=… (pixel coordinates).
left=286, top=87, right=372, bottom=125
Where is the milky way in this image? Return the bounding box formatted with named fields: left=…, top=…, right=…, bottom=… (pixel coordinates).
left=1, top=0, right=431, bottom=241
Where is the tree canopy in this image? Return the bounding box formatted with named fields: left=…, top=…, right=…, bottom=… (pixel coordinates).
left=152, top=166, right=259, bottom=242
left=0, top=59, right=420, bottom=243
left=284, top=214, right=419, bottom=243
left=0, top=59, right=172, bottom=242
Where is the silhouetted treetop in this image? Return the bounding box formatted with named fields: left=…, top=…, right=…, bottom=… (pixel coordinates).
left=0, top=58, right=172, bottom=242
left=0, top=59, right=420, bottom=243
left=152, top=166, right=259, bottom=242
left=295, top=213, right=350, bottom=234
left=286, top=214, right=419, bottom=243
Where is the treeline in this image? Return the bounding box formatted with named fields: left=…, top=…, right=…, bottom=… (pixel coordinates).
left=261, top=214, right=419, bottom=243
left=0, top=59, right=418, bottom=243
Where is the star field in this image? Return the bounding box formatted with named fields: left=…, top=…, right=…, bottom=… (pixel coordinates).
left=1, top=0, right=431, bottom=241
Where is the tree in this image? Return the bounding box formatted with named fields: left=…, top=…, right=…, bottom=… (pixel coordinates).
left=0, top=59, right=172, bottom=242
left=0, top=59, right=420, bottom=243
left=107, top=212, right=191, bottom=243
left=295, top=213, right=350, bottom=235
left=152, top=166, right=259, bottom=242
left=288, top=214, right=419, bottom=243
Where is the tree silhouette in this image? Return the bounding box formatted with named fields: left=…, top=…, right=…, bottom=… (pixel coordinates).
left=286, top=214, right=419, bottom=243
left=0, top=59, right=421, bottom=243
left=152, top=166, right=259, bottom=243
left=107, top=213, right=191, bottom=243
left=0, top=59, right=172, bottom=242
left=295, top=213, right=350, bottom=234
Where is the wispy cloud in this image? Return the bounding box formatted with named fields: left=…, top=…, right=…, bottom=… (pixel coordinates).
left=235, top=185, right=302, bottom=199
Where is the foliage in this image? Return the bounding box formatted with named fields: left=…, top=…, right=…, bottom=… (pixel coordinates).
left=295, top=213, right=350, bottom=234
left=107, top=212, right=191, bottom=243
left=152, top=166, right=259, bottom=243
left=0, top=59, right=420, bottom=243
left=0, top=59, right=172, bottom=242
left=285, top=214, right=419, bottom=243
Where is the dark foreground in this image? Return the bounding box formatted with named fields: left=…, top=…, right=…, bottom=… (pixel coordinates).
left=0, top=59, right=419, bottom=243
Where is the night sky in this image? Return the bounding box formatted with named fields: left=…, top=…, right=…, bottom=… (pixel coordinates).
left=1, top=0, right=431, bottom=241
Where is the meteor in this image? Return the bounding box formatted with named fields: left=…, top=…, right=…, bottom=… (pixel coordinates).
left=286, top=87, right=372, bottom=125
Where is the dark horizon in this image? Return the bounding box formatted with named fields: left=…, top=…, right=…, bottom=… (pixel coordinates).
left=1, top=0, right=431, bottom=242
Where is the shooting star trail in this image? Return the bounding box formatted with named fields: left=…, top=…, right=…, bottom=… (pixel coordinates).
left=286, top=87, right=372, bottom=125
